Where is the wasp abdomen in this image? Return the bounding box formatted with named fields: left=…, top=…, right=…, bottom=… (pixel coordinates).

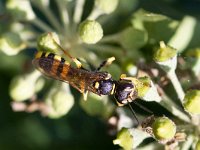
left=33, top=52, right=68, bottom=79
left=56, top=57, right=65, bottom=76
left=38, top=53, right=55, bottom=72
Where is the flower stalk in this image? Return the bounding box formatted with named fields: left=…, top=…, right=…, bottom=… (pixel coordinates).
left=167, top=70, right=185, bottom=102
left=73, top=0, right=85, bottom=23
left=154, top=41, right=185, bottom=102
left=31, top=0, right=62, bottom=32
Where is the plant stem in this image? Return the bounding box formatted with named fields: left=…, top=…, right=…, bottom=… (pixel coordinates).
left=56, top=0, right=70, bottom=26
left=167, top=70, right=185, bottom=102
left=32, top=18, right=53, bottom=32
left=192, top=58, right=200, bottom=77
left=31, top=1, right=62, bottom=32
left=180, top=135, right=194, bottom=150
left=99, top=34, right=119, bottom=43
left=85, top=43, right=123, bottom=56
left=55, top=0, right=71, bottom=39
left=73, top=0, right=85, bottom=23
left=87, top=7, right=103, bottom=20
left=158, top=86, right=190, bottom=122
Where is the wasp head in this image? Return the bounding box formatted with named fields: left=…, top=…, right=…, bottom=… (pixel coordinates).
left=114, top=80, right=137, bottom=105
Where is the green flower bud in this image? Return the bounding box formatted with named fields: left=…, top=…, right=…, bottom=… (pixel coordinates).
left=130, top=128, right=151, bottom=149
left=183, top=90, right=200, bottom=114
left=154, top=41, right=177, bottom=72
left=137, top=77, right=161, bottom=102
left=10, top=70, right=41, bottom=101
left=186, top=48, right=200, bottom=76
left=35, top=77, right=45, bottom=92
left=0, top=32, right=26, bottom=55
left=6, top=0, right=35, bottom=21
left=45, top=84, right=74, bottom=119
left=136, top=77, right=151, bottom=98
left=187, top=48, right=200, bottom=58
left=11, top=23, right=35, bottom=42
left=195, top=139, right=200, bottom=150
left=113, top=128, right=133, bottom=150
left=37, top=32, right=61, bottom=53
left=126, top=63, right=137, bottom=76
left=95, top=0, right=119, bottom=14
left=152, top=117, right=176, bottom=141
left=80, top=93, right=114, bottom=119
left=78, top=20, right=103, bottom=44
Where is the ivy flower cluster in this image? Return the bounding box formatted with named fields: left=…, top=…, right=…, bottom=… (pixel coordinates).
left=1, top=0, right=200, bottom=149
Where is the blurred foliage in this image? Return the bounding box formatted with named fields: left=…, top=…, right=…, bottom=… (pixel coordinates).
left=1, top=0, right=200, bottom=149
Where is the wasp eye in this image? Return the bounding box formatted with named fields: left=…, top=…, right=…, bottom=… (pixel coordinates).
left=114, top=82, right=134, bottom=104
left=98, top=80, right=114, bottom=95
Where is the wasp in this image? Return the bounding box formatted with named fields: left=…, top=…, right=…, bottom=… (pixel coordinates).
left=33, top=51, right=118, bottom=99
left=32, top=36, right=119, bottom=100
left=32, top=38, right=139, bottom=122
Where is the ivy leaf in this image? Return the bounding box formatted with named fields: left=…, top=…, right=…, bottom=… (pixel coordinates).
left=131, top=9, right=179, bottom=43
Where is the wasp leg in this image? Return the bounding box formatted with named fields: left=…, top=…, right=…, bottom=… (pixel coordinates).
left=128, top=103, right=139, bottom=126
left=96, top=57, right=115, bottom=71
left=83, top=90, right=88, bottom=101
left=133, top=101, right=153, bottom=114
left=50, top=34, right=82, bottom=68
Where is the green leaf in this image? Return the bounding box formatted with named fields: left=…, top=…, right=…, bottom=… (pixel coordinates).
left=118, top=27, right=148, bottom=50
left=131, top=9, right=179, bottom=43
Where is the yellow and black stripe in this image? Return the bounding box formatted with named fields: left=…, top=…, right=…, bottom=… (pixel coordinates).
left=56, top=57, right=65, bottom=76
left=33, top=51, right=72, bottom=79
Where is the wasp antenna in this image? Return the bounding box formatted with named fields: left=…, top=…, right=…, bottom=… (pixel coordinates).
left=133, top=101, right=153, bottom=114
left=50, top=34, right=72, bottom=58
left=96, top=57, right=115, bottom=71
left=51, top=37, right=82, bottom=68
left=128, top=103, right=139, bottom=126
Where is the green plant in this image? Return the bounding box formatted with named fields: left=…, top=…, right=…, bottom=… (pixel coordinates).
left=1, top=0, right=200, bottom=149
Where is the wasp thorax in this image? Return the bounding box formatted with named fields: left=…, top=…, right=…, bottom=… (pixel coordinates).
left=94, top=79, right=114, bottom=95
left=114, top=81, right=137, bottom=105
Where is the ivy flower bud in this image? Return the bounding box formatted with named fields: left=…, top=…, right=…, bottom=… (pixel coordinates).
left=183, top=90, right=200, bottom=114
left=37, top=32, right=60, bottom=53
left=154, top=42, right=184, bottom=101
left=137, top=77, right=161, bottom=102
left=45, top=84, right=74, bottom=119
left=10, top=70, right=41, bottom=101
left=152, top=117, right=176, bottom=141
left=35, top=77, right=45, bottom=93
left=154, top=41, right=177, bottom=72
left=126, top=63, right=137, bottom=76
left=78, top=20, right=103, bottom=44
left=186, top=48, right=200, bottom=76
left=113, top=128, right=150, bottom=150
left=0, top=32, right=26, bottom=55
left=80, top=93, right=114, bottom=119
left=195, top=139, right=200, bottom=150
left=95, top=0, right=119, bottom=14
left=6, top=0, right=36, bottom=21
left=113, top=128, right=133, bottom=150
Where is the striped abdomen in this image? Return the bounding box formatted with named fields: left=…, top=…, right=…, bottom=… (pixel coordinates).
left=32, top=51, right=111, bottom=94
